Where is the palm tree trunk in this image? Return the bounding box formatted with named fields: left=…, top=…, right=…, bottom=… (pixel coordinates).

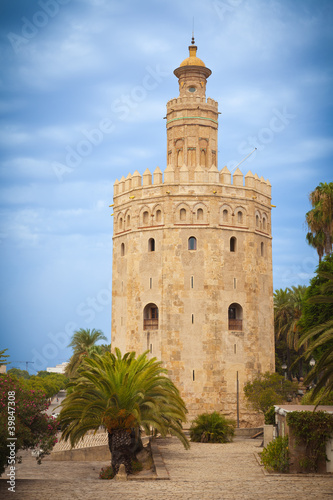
left=108, top=430, right=133, bottom=475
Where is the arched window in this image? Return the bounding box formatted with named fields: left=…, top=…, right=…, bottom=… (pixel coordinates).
left=143, top=211, right=149, bottom=224
left=237, top=211, right=243, bottom=224
left=143, top=303, right=159, bottom=330
left=197, top=208, right=203, bottom=221
left=156, top=209, right=162, bottom=223
left=256, top=214, right=260, bottom=227
left=119, top=217, right=123, bottom=230
left=228, top=303, right=243, bottom=331
left=180, top=208, right=186, bottom=221
left=261, top=242, right=264, bottom=257
left=148, top=238, right=155, bottom=252
left=120, top=243, right=125, bottom=256
left=230, top=237, right=237, bottom=252
left=127, top=214, right=131, bottom=227
left=223, top=209, right=228, bottom=222
left=263, top=217, right=267, bottom=230
left=188, top=236, right=197, bottom=250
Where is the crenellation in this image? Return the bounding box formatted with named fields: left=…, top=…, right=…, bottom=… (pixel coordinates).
left=232, top=168, right=243, bottom=186
left=153, top=166, right=163, bottom=185
left=220, top=166, right=231, bottom=185
left=142, top=168, right=152, bottom=186
left=125, top=173, right=132, bottom=191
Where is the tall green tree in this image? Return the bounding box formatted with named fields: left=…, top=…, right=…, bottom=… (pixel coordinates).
left=274, top=286, right=307, bottom=378
left=298, top=257, right=333, bottom=403
left=59, top=349, right=189, bottom=475
left=306, top=182, right=333, bottom=262
left=65, top=328, right=107, bottom=378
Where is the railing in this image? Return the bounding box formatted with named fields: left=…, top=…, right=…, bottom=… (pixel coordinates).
left=143, top=319, right=159, bottom=330
left=228, top=319, right=243, bottom=331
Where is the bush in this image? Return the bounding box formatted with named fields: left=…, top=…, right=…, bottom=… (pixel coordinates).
left=261, top=436, right=290, bottom=473
left=190, top=411, right=235, bottom=443
left=264, top=406, right=276, bottom=425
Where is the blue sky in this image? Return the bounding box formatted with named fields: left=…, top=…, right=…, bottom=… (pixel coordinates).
left=0, top=0, right=332, bottom=373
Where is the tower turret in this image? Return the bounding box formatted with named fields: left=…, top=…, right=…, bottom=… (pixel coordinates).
left=166, top=38, right=218, bottom=180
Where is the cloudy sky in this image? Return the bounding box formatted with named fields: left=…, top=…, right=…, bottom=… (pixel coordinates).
left=0, top=0, right=332, bottom=373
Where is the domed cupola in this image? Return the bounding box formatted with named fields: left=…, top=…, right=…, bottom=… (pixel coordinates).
left=174, top=37, right=212, bottom=98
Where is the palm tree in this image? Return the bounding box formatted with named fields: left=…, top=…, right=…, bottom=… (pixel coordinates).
left=306, top=182, right=333, bottom=262
left=274, top=286, right=307, bottom=378
left=298, top=271, right=333, bottom=404
left=65, top=328, right=107, bottom=378
left=59, top=349, right=189, bottom=475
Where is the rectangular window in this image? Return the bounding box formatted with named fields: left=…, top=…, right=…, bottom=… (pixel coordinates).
left=191, top=276, right=194, bottom=288
left=150, top=278, right=152, bottom=289
left=191, top=314, right=194, bottom=324
left=193, top=370, right=195, bottom=381
left=234, top=344, right=237, bottom=354
left=233, top=278, right=237, bottom=289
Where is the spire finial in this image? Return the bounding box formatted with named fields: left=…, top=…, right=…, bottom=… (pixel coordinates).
left=192, top=17, right=195, bottom=44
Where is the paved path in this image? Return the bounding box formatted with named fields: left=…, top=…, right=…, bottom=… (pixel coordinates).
left=1, top=437, right=332, bottom=499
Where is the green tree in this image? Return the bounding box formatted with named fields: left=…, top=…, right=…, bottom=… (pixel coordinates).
left=274, top=286, right=307, bottom=378
left=59, top=349, right=189, bottom=475
left=65, top=328, right=107, bottom=378
left=8, top=367, right=30, bottom=380
left=298, top=261, right=333, bottom=403
left=244, top=372, right=297, bottom=415
left=306, top=182, right=333, bottom=262
left=0, top=348, right=10, bottom=367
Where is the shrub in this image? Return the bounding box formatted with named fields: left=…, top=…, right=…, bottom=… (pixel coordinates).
left=287, top=411, right=333, bottom=472
left=261, top=436, right=290, bottom=473
left=264, top=406, right=276, bottom=425
left=190, top=411, right=235, bottom=443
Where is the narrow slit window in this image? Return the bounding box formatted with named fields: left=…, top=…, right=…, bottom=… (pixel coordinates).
left=261, top=242, right=264, bottom=257
left=233, top=278, right=237, bottom=289
left=230, top=237, right=236, bottom=252
left=197, top=208, right=203, bottom=221
left=148, top=238, right=155, bottom=252
left=191, top=314, right=194, bottom=324
left=121, top=243, right=125, bottom=256
left=149, top=278, right=152, bottom=289
left=191, top=276, right=194, bottom=288
left=193, top=370, right=195, bottom=381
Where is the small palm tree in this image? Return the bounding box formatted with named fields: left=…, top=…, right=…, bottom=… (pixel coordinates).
left=190, top=411, right=235, bottom=443
left=59, top=349, right=189, bottom=475
left=65, top=328, right=107, bottom=378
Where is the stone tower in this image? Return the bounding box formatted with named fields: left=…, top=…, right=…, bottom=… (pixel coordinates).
left=111, top=40, right=275, bottom=425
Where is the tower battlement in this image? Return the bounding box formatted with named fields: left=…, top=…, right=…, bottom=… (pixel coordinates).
left=113, top=165, right=271, bottom=200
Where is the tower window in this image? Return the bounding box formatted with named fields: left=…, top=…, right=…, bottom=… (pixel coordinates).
left=197, top=208, right=203, bottom=221
left=120, top=243, right=125, bottom=256
left=180, top=208, right=186, bottom=221
left=230, top=237, right=237, bottom=252
left=148, top=238, right=155, bottom=252
left=143, top=211, right=149, bottom=224
left=143, top=303, right=159, bottom=330
left=156, top=209, right=162, bottom=223
left=119, top=217, right=123, bottom=230
left=263, top=217, right=267, bottom=230
left=256, top=214, right=260, bottom=227
left=188, top=237, right=197, bottom=250
left=191, top=314, right=194, bottom=324
left=261, top=242, right=264, bottom=257
left=228, top=303, right=243, bottom=331
left=191, top=276, right=194, bottom=288
left=237, top=211, right=243, bottom=223
left=223, top=209, right=228, bottom=222
left=149, top=278, right=152, bottom=289
left=127, top=214, right=131, bottom=227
